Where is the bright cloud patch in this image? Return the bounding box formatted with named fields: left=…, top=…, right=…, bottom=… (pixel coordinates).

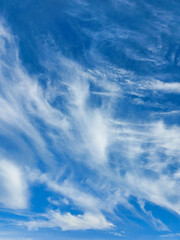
left=19, top=210, right=113, bottom=231
left=0, top=159, right=27, bottom=209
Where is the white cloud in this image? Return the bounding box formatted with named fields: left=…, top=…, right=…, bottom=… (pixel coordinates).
left=0, top=159, right=28, bottom=209
left=19, top=210, right=113, bottom=231
left=152, top=80, right=180, bottom=93
left=138, top=200, right=170, bottom=232
left=161, top=233, right=180, bottom=238
left=28, top=170, right=101, bottom=211
left=0, top=21, right=69, bottom=166
left=111, top=231, right=126, bottom=237
left=140, top=80, right=180, bottom=93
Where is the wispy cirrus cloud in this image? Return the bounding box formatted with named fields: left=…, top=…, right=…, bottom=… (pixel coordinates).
left=161, top=233, right=180, bottom=238
left=1, top=0, right=180, bottom=236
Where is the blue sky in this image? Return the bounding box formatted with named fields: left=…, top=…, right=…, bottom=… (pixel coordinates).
left=0, top=0, right=180, bottom=239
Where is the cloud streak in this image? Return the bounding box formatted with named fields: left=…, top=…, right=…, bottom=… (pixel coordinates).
left=18, top=210, right=113, bottom=231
